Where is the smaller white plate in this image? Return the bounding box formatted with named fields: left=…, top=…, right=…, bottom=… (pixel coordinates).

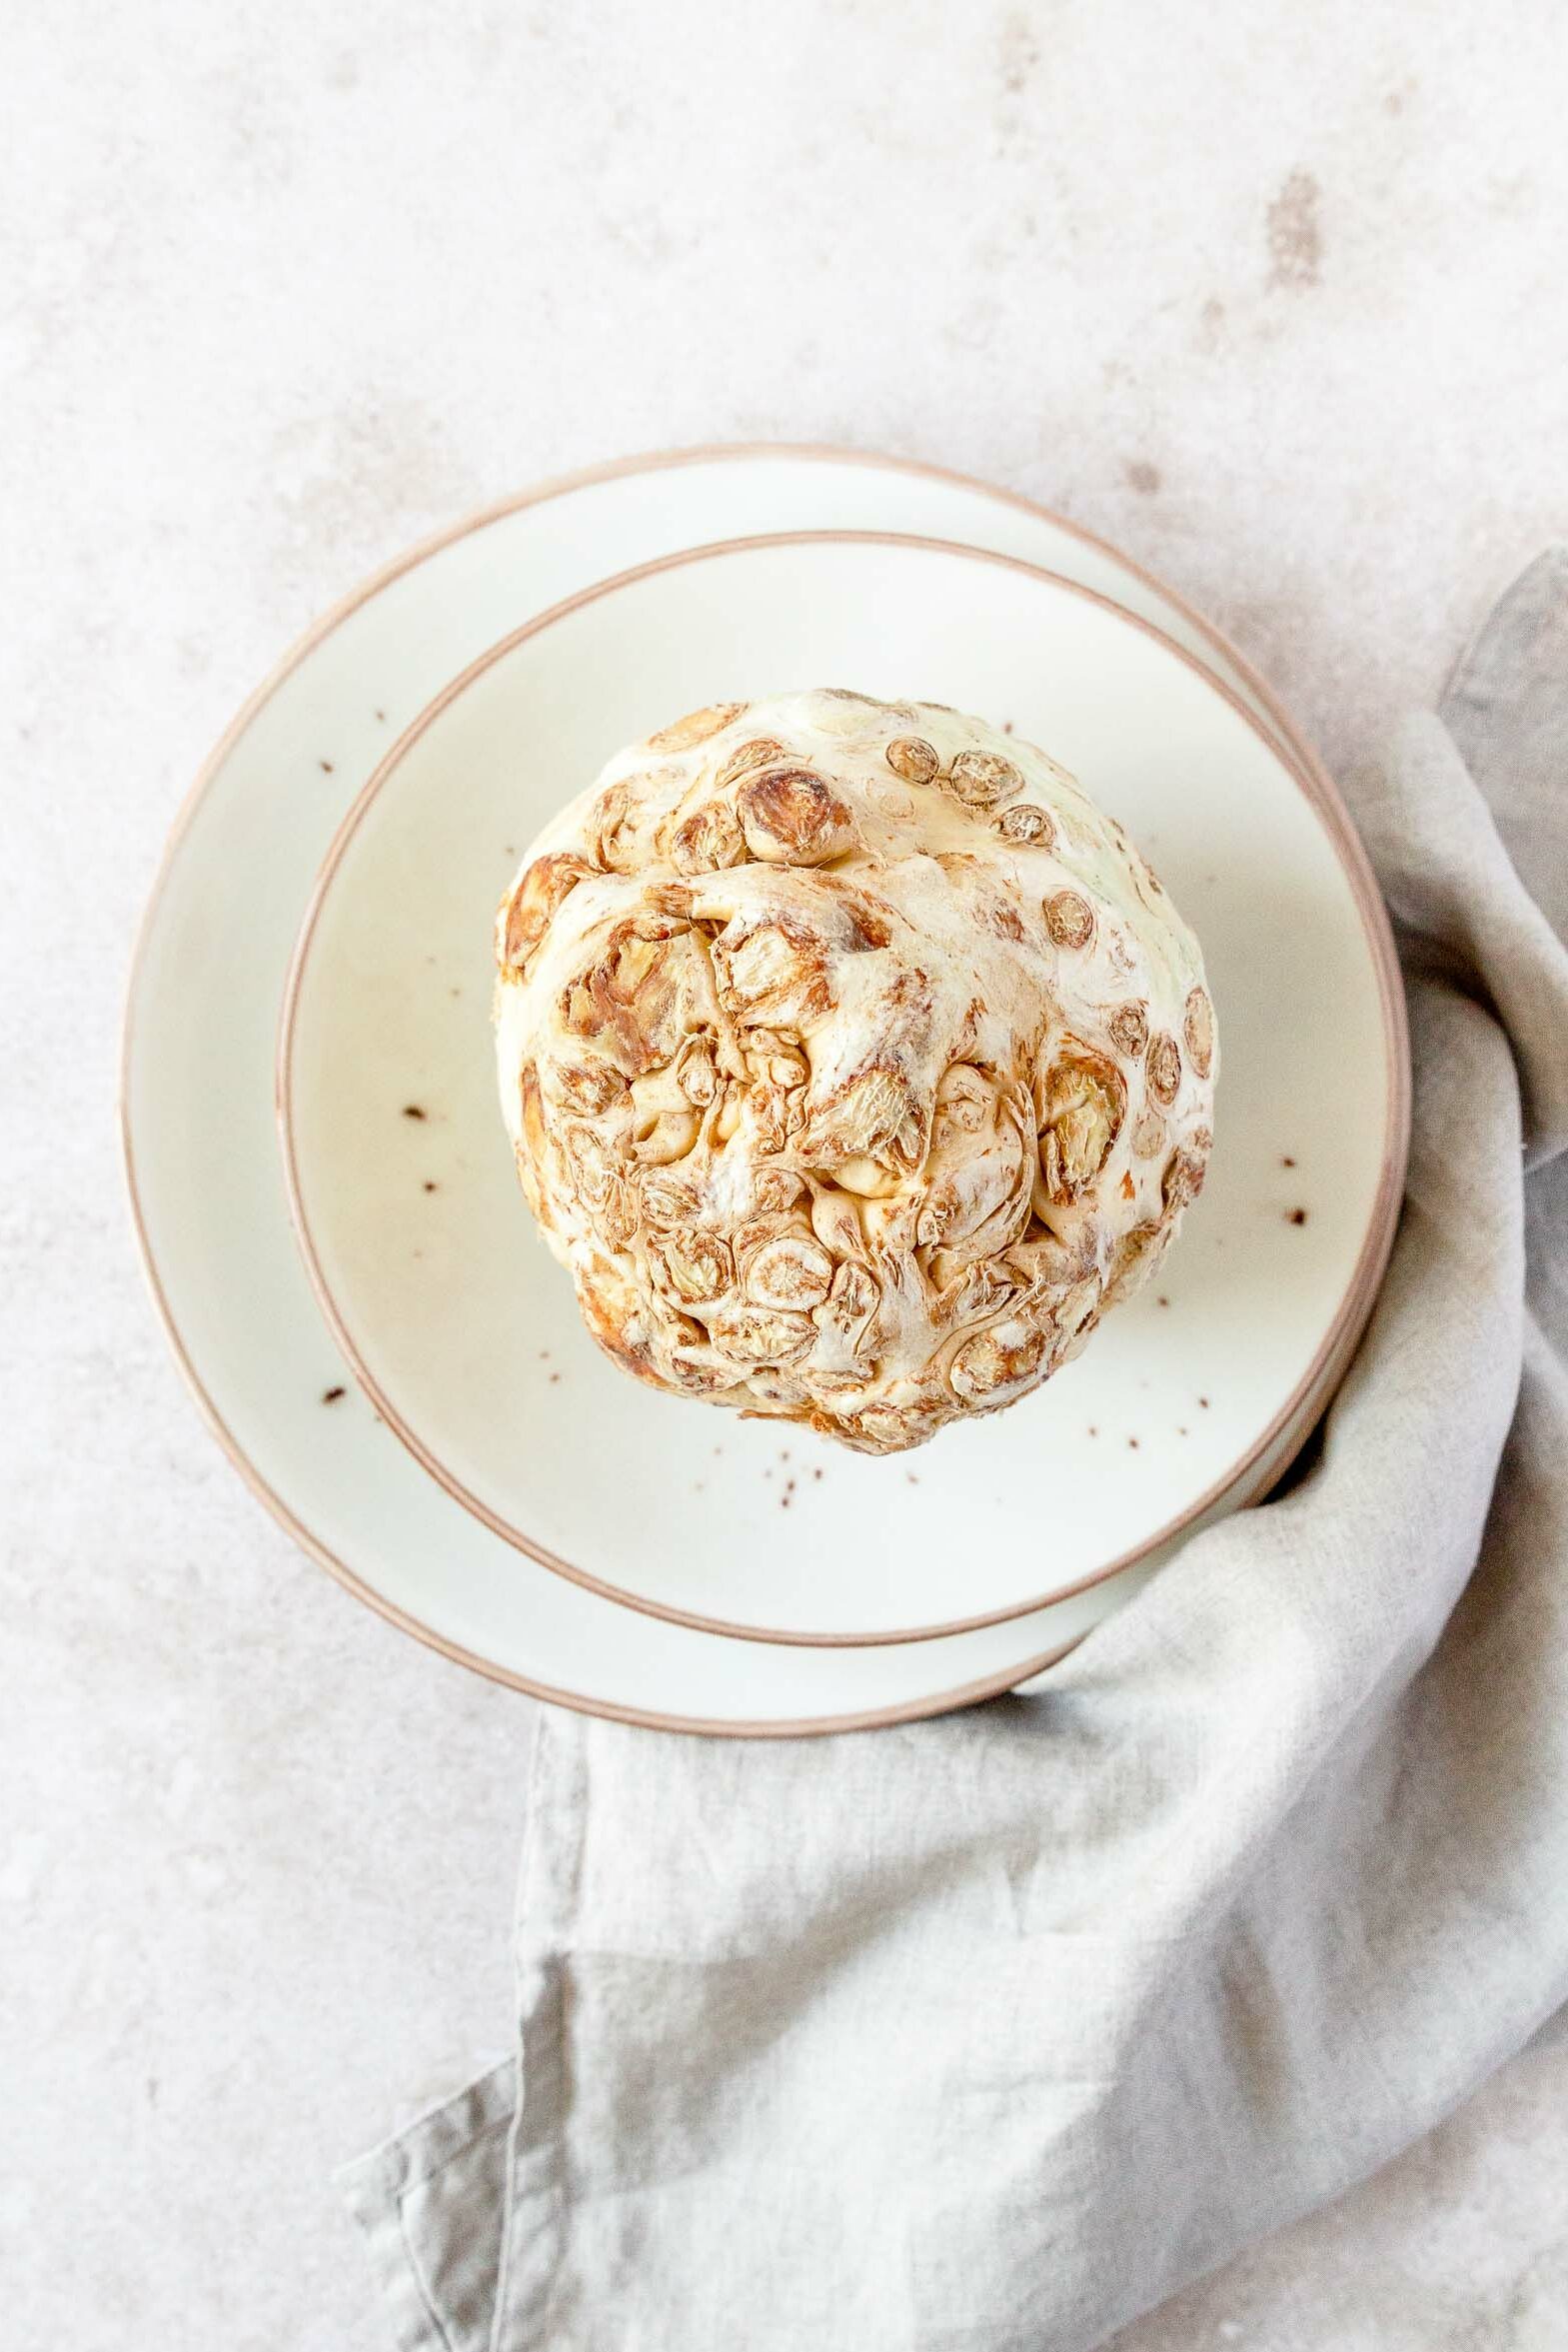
left=280, top=531, right=1402, bottom=1646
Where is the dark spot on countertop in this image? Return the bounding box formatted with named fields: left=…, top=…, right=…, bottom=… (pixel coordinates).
left=402, top=1104, right=427, bottom=1121
left=997, top=10, right=1040, bottom=94
left=1266, top=170, right=1323, bottom=291
left=1194, top=295, right=1227, bottom=355
left=322, top=1385, right=346, bottom=1403
left=1125, top=460, right=1161, bottom=496
left=1288, top=1206, right=1308, bottom=1224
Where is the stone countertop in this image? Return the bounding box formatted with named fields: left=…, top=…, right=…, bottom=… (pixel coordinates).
left=4, top=2, right=1566, bottom=2344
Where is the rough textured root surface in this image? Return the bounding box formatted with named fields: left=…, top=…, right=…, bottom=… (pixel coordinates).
left=494, top=689, right=1217, bottom=1453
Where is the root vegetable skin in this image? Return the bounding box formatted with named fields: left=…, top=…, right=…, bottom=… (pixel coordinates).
left=495, top=689, right=1216, bottom=1453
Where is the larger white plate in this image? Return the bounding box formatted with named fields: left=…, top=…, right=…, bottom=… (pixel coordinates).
left=280, top=533, right=1401, bottom=1644
left=123, top=447, right=1407, bottom=1731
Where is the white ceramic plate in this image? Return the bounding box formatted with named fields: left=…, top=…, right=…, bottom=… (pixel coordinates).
left=124, top=447, right=1407, bottom=1730
left=280, top=532, right=1402, bottom=1645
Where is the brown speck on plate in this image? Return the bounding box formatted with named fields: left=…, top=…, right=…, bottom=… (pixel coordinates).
left=1002, top=720, right=1014, bottom=734
left=812, top=1466, right=823, bottom=1480
left=1127, top=1436, right=1140, bottom=1449
left=549, top=1371, right=561, bottom=1384
left=1282, top=1155, right=1297, bottom=1168
left=423, top=1180, right=438, bottom=1192
left=1287, top=1206, right=1308, bottom=1225
left=906, top=1472, right=919, bottom=1485
left=374, top=707, right=387, bottom=722
left=319, top=758, right=334, bottom=774
left=1177, top=1425, right=1188, bottom=1435
left=1157, top=1294, right=1170, bottom=1308
left=1199, top=1395, right=1211, bottom=1409
left=1087, top=1424, right=1098, bottom=1436
left=402, top=1104, right=427, bottom=1121
left=322, top=1384, right=346, bottom=1403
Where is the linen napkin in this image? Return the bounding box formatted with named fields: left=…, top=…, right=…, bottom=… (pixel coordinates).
left=340, top=549, right=1568, bottom=2352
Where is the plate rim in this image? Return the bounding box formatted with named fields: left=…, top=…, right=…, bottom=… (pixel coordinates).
left=275, top=525, right=1409, bottom=1646
left=121, top=442, right=1411, bottom=1731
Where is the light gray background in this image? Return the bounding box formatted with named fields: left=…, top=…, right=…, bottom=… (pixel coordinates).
left=4, top=3, right=1566, bottom=2345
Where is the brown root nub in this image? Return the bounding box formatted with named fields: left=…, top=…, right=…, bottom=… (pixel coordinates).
left=647, top=702, right=747, bottom=752
left=713, top=918, right=832, bottom=1026
left=706, top=1302, right=817, bottom=1366
left=884, top=736, right=940, bottom=785
left=794, top=1065, right=925, bottom=1176
left=646, top=1226, right=733, bottom=1305
left=1045, top=890, right=1096, bottom=951
left=555, top=1061, right=627, bottom=1116
left=1183, top=985, right=1215, bottom=1078
left=1146, top=1032, right=1182, bottom=1106
left=994, top=803, right=1054, bottom=846
left=737, top=769, right=855, bottom=866
left=945, top=749, right=1022, bottom=809
left=639, top=1171, right=702, bottom=1227
left=518, top=1063, right=549, bottom=1176
left=714, top=737, right=789, bottom=788
left=588, top=780, right=642, bottom=872
left=744, top=1232, right=833, bottom=1310
left=499, top=854, right=595, bottom=974
left=1103, top=1222, right=1163, bottom=1306
left=668, top=800, right=746, bottom=875
left=1036, top=1045, right=1126, bottom=1203
left=1108, top=1001, right=1150, bottom=1059
left=948, top=1314, right=1050, bottom=1403
left=1161, top=1146, right=1208, bottom=1216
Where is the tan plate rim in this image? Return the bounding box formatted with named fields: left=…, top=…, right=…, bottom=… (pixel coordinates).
left=275, top=524, right=1411, bottom=1648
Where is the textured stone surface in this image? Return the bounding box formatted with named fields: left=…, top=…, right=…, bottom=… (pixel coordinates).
left=3, top=2, right=1565, bottom=2344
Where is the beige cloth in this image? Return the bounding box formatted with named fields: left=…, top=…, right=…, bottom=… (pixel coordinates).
left=341, top=551, right=1568, bottom=2352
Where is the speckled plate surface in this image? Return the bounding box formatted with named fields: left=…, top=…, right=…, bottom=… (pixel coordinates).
left=125, top=447, right=1406, bottom=1728
left=278, top=530, right=1405, bottom=1646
